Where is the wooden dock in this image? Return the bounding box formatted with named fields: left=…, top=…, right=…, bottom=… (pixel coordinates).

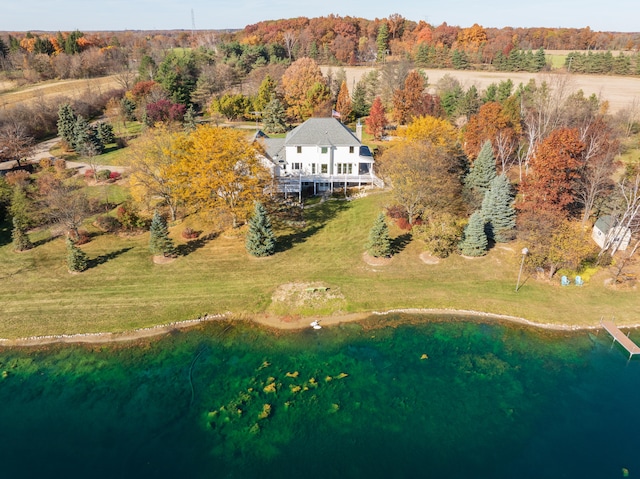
left=601, top=319, right=640, bottom=359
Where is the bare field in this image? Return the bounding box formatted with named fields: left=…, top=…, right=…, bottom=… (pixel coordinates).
left=324, top=66, right=640, bottom=114
left=0, top=75, right=122, bottom=109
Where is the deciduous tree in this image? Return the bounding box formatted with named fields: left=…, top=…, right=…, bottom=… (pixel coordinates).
left=281, top=57, right=326, bottom=121
left=0, top=124, right=35, bottom=168
left=365, top=97, right=387, bottom=140
left=171, top=125, right=269, bottom=228
left=126, top=126, right=183, bottom=221
left=517, top=127, right=585, bottom=218
left=335, top=80, right=352, bottom=122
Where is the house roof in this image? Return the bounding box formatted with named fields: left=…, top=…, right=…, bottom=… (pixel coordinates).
left=284, top=118, right=361, bottom=147
left=594, top=215, right=615, bottom=233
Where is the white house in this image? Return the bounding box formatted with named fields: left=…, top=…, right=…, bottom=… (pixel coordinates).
left=592, top=215, right=632, bottom=251
left=258, top=117, right=382, bottom=196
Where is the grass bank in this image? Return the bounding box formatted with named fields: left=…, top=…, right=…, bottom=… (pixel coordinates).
left=0, top=192, right=637, bottom=339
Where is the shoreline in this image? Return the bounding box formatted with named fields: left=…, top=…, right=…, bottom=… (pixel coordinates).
left=1, top=308, right=637, bottom=348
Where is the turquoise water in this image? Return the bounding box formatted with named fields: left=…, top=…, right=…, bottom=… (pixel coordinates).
left=0, top=315, right=639, bottom=478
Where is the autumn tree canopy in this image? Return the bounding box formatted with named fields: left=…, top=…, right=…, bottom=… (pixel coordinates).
left=281, top=57, right=327, bottom=121
left=171, top=125, right=269, bottom=228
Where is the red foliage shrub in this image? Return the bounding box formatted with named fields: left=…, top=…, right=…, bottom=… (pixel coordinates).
left=145, top=99, right=186, bottom=124
left=109, top=171, right=121, bottom=180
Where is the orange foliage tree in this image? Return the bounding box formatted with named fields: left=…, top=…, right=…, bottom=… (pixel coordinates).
left=281, top=57, right=327, bottom=121
left=365, top=97, right=387, bottom=140
left=335, top=80, right=352, bottom=122
left=517, top=127, right=585, bottom=217
left=463, top=100, right=521, bottom=171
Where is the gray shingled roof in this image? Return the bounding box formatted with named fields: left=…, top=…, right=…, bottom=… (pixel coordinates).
left=594, top=215, right=615, bottom=233
left=285, top=118, right=360, bottom=146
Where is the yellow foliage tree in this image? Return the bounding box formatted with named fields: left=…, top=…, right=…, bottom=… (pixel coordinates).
left=398, top=115, right=459, bottom=155
left=126, top=125, right=184, bottom=221
left=171, top=125, right=269, bottom=228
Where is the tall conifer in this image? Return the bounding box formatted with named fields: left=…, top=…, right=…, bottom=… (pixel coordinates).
left=459, top=211, right=488, bottom=257
left=149, top=211, right=174, bottom=257
left=367, top=213, right=392, bottom=258
left=481, top=174, right=516, bottom=243
left=245, top=202, right=276, bottom=257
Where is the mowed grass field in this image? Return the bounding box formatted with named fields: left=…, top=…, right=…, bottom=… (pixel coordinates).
left=0, top=191, right=637, bottom=339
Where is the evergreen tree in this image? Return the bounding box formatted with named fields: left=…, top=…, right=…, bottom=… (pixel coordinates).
left=57, top=103, right=78, bottom=147
left=9, top=186, right=32, bottom=230
left=66, top=237, right=88, bottom=272
left=351, top=80, right=369, bottom=118
left=262, top=98, right=287, bottom=134
left=0, top=37, right=9, bottom=59
left=95, top=122, right=115, bottom=145
left=465, top=140, right=497, bottom=197
left=456, top=85, right=481, bottom=119
left=11, top=216, right=33, bottom=251
left=73, top=116, right=104, bottom=155
left=376, top=23, right=389, bottom=62
left=183, top=105, right=197, bottom=132
left=367, top=213, right=392, bottom=258
left=533, top=48, right=547, bottom=71
left=451, top=49, right=470, bottom=70
left=459, top=211, right=488, bottom=257
left=245, top=202, right=276, bottom=257
left=481, top=174, right=516, bottom=243
left=149, top=211, right=174, bottom=257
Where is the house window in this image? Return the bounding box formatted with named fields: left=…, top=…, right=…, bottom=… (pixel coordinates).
left=321, top=164, right=328, bottom=174
left=337, top=164, right=353, bottom=174
left=311, top=164, right=316, bottom=174
left=321, top=146, right=328, bottom=154
left=347, top=163, right=353, bottom=174
left=349, top=146, right=355, bottom=154
left=297, top=146, right=302, bottom=154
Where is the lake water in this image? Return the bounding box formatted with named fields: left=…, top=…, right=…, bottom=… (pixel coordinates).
left=0, top=314, right=638, bottom=479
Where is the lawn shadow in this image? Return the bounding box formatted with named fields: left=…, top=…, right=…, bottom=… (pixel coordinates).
left=86, top=247, right=133, bottom=270
left=391, top=232, right=413, bottom=255
left=276, top=199, right=351, bottom=252
left=32, top=234, right=59, bottom=248
left=174, top=232, right=219, bottom=257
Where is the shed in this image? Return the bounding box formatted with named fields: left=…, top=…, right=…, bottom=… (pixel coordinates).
left=592, top=215, right=631, bottom=251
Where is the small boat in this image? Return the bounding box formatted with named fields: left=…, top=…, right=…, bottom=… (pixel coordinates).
left=310, top=320, right=322, bottom=330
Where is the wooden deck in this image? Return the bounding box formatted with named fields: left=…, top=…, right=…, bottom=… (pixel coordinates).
left=601, top=319, right=640, bottom=359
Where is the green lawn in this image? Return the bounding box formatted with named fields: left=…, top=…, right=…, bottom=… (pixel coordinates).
left=0, top=191, right=636, bottom=339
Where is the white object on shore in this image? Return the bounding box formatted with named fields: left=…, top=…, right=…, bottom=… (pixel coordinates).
left=310, top=320, right=322, bottom=330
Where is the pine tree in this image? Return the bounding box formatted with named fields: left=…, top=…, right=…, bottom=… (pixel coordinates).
left=367, top=212, right=392, bottom=258
left=66, top=237, right=88, bottom=272
left=57, top=103, right=77, bottom=148
left=73, top=116, right=104, bottom=155
left=459, top=211, right=488, bottom=257
left=183, top=105, right=197, bottom=132
left=245, top=202, right=276, bottom=257
left=376, top=23, right=389, bottom=62
left=351, top=80, right=369, bottom=118
left=11, top=216, right=33, bottom=251
left=9, top=186, right=32, bottom=230
left=149, top=211, right=174, bottom=257
left=465, top=140, right=497, bottom=196
left=481, top=174, right=516, bottom=243
left=263, top=98, right=287, bottom=134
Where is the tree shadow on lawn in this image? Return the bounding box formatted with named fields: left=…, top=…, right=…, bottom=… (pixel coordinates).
left=276, top=200, right=351, bottom=253
left=174, top=232, right=219, bottom=257
left=86, top=247, right=133, bottom=270
left=391, top=232, right=412, bottom=255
